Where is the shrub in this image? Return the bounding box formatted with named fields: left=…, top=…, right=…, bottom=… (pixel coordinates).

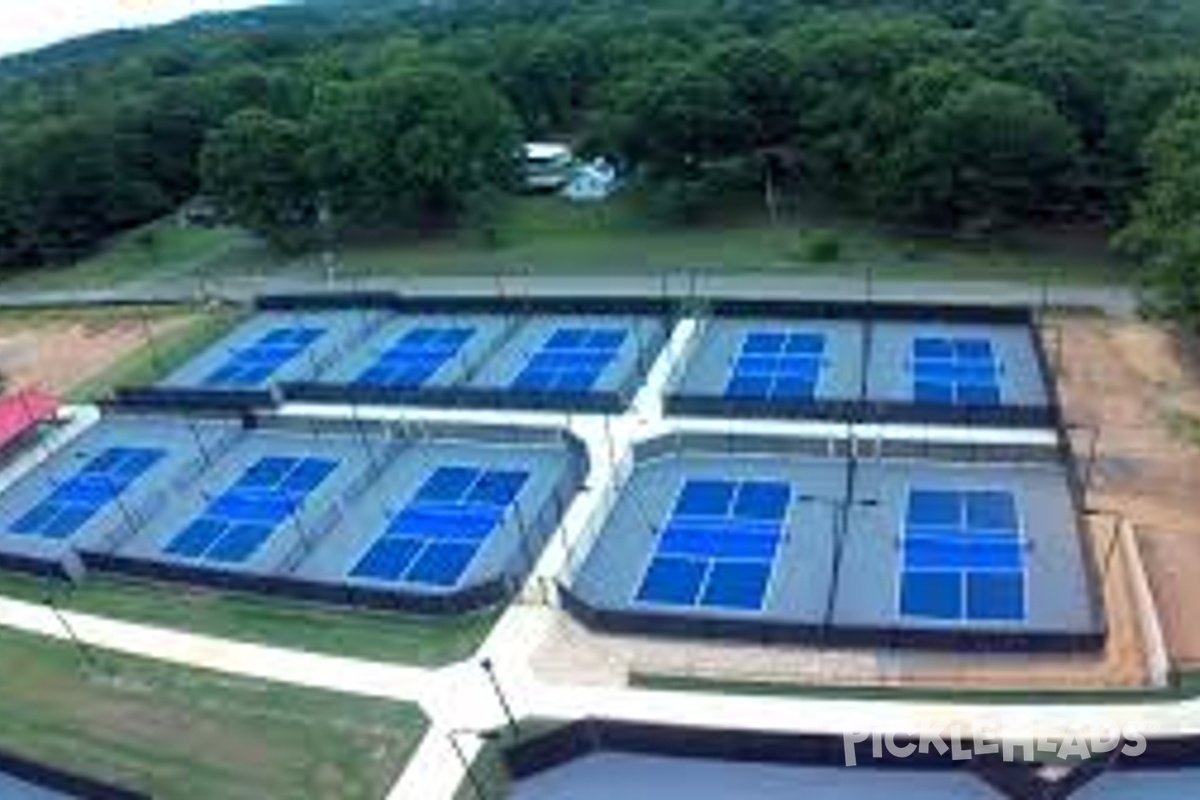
left=797, top=229, right=843, bottom=263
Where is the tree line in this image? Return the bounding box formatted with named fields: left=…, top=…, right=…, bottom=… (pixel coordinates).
left=2, top=0, right=1200, bottom=325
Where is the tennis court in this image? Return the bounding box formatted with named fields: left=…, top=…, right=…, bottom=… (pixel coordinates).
left=0, top=415, right=236, bottom=563
left=115, top=428, right=371, bottom=576
left=867, top=321, right=1047, bottom=408
left=165, top=306, right=668, bottom=408
left=295, top=432, right=584, bottom=594
left=9, top=447, right=164, bottom=540
left=671, top=317, right=862, bottom=405
left=570, top=443, right=846, bottom=627
left=0, top=410, right=585, bottom=605
left=318, top=313, right=513, bottom=390
left=468, top=314, right=668, bottom=401
left=566, top=435, right=1102, bottom=648
left=899, top=489, right=1026, bottom=621
left=163, top=310, right=387, bottom=389
left=162, top=456, right=339, bottom=565
left=833, top=454, right=1098, bottom=641
left=669, top=313, right=1049, bottom=418
left=634, top=479, right=792, bottom=611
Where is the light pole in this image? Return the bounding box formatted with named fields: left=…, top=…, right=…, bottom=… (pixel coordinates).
left=796, top=493, right=880, bottom=625
left=447, top=727, right=500, bottom=800
left=45, top=592, right=98, bottom=671
left=480, top=658, right=519, bottom=739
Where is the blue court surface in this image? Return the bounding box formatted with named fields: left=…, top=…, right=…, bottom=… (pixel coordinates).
left=668, top=317, right=863, bottom=410
left=350, top=465, right=529, bottom=588
left=899, top=489, right=1026, bottom=621
left=163, top=456, right=337, bottom=565
left=203, top=326, right=325, bottom=387
left=725, top=331, right=826, bottom=400
left=911, top=336, right=1001, bottom=406
left=8, top=447, right=164, bottom=540
left=354, top=325, right=475, bottom=388
left=511, top=327, right=628, bottom=393
left=635, top=478, right=791, bottom=611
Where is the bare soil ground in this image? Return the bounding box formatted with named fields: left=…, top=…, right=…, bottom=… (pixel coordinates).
left=0, top=311, right=191, bottom=396
left=1052, top=315, right=1200, bottom=668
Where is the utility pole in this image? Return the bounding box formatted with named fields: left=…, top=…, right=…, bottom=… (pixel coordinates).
left=46, top=593, right=99, bottom=672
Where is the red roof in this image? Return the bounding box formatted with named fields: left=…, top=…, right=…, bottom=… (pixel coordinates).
left=0, top=389, right=58, bottom=451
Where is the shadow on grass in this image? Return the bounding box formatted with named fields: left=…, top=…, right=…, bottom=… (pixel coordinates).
left=0, top=569, right=499, bottom=667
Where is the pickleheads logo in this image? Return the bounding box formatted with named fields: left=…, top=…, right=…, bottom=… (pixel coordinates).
left=843, top=720, right=1151, bottom=766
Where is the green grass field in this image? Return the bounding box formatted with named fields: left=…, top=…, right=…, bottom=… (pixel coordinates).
left=0, top=221, right=255, bottom=294
left=1, top=197, right=1132, bottom=293
left=0, top=570, right=497, bottom=666
left=0, top=626, right=426, bottom=800
left=314, top=197, right=1130, bottom=286
left=630, top=672, right=1200, bottom=705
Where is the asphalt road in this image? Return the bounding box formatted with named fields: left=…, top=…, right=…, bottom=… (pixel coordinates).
left=0, top=270, right=1137, bottom=316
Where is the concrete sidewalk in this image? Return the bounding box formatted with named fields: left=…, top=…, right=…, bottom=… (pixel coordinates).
left=0, top=596, right=434, bottom=701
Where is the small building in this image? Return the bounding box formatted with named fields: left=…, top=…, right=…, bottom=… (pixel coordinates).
left=522, top=142, right=575, bottom=191
left=0, top=388, right=58, bottom=466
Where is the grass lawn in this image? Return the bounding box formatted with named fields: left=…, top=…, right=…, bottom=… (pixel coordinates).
left=453, top=718, right=568, bottom=800
left=65, top=305, right=245, bottom=402
left=329, top=196, right=1130, bottom=286
left=0, top=221, right=254, bottom=294
left=0, top=570, right=497, bottom=667
left=630, top=672, right=1200, bottom=705
left=4, top=197, right=1131, bottom=293
left=0, top=625, right=427, bottom=800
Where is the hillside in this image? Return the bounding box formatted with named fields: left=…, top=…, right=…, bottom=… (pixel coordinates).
left=0, top=0, right=1198, bottom=324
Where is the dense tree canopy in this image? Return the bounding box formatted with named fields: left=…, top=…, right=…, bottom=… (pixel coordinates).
left=200, top=109, right=316, bottom=250
left=1, top=0, right=1200, bottom=325
left=1116, top=94, right=1200, bottom=326
left=307, top=65, right=519, bottom=230
left=876, top=80, right=1082, bottom=227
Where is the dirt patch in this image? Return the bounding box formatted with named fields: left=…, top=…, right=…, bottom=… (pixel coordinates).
left=1051, top=315, right=1200, bottom=667
left=0, top=311, right=192, bottom=396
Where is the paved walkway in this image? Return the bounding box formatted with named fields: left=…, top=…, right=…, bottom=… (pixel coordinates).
left=0, top=305, right=1180, bottom=800
left=0, top=597, right=432, bottom=701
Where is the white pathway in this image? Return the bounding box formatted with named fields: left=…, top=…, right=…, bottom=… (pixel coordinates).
left=0, top=596, right=432, bottom=701
left=0, top=312, right=1182, bottom=800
